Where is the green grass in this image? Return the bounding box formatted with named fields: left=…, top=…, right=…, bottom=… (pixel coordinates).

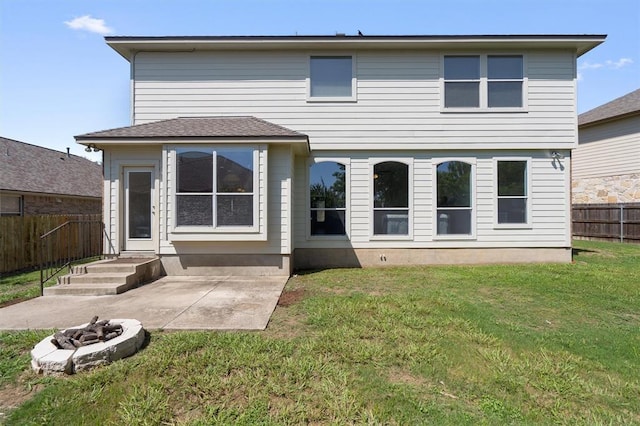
left=1, top=240, right=639, bottom=424
left=0, top=257, right=100, bottom=307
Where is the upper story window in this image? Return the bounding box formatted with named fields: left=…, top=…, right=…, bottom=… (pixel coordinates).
left=309, top=161, right=346, bottom=236
left=308, top=56, right=356, bottom=101
left=373, top=161, right=409, bottom=236
left=175, top=147, right=256, bottom=229
left=443, top=55, right=524, bottom=110
left=496, top=159, right=529, bottom=226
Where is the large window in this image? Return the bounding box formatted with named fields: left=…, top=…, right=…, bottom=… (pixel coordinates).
left=373, top=161, right=409, bottom=235
left=309, top=56, right=354, bottom=99
left=176, top=147, right=255, bottom=228
left=436, top=161, right=473, bottom=236
left=310, top=161, right=346, bottom=236
left=444, top=55, right=524, bottom=109
left=497, top=160, right=528, bottom=225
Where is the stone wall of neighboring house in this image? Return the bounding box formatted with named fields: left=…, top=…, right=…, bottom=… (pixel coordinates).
left=23, top=194, right=102, bottom=216
left=572, top=173, right=640, bottom=204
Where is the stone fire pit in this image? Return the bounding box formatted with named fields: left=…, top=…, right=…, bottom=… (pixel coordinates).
left=31, top=319, right=145, bottom=375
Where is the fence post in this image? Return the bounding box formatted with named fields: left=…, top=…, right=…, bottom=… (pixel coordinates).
left=620, top=205, right=624, bottom=243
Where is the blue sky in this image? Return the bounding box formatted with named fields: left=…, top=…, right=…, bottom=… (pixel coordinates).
left=1, top=0, right=638, bottom=162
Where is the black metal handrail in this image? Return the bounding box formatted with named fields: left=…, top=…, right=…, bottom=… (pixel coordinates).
left=39, top=220, right=104, bottom=295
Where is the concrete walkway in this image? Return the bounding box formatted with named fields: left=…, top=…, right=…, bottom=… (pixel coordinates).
left=0, top=276, right=287, bottom=331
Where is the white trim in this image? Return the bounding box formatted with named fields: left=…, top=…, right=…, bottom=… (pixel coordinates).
left=369, top=157, right=414, bottom=241
left=493, top=157, right=532, bottom=229
left=306, top=54, right=358, bottom=103
left=432, top=157, right=477, bottom=240
left=306, top=156, right=351, bottom=240
left=440, top=53, right=528, bottom=113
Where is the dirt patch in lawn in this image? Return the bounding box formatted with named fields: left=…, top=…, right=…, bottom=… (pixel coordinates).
left=277, top=288, right=306, bottom=307
left=0, top=378, right=44, bottom=421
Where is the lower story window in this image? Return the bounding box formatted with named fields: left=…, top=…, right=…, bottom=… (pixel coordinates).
left=497, top=160, right=528, bottom=224
left=437, top=161, right=473, bottom=235
left=176, top=147, right=255, bottom=228
left=0, top=194, right=22, bottom=216
left=373, top=161, right=409, bottom=235
left=310, top=161, right=346, bottom=235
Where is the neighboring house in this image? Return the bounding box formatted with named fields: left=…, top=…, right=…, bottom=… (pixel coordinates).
left=0, top=137, right=102, bottom=216
left=573, top=88, right=640, bottom=204
left=76, top=34, right=605, bottom=274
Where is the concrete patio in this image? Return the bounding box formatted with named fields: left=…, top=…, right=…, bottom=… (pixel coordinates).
left=0, top=275, right=287, bottom=331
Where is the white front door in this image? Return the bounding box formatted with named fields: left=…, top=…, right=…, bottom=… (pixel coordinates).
left=124, top=167, right=155, bottom=251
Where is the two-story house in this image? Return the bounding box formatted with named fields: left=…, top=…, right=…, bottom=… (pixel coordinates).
left=76, top=34, right=605, bottom=276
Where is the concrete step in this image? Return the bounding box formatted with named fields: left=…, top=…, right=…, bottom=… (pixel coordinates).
left=58, top=273, right=133, bottom=285
left=43, top=282, right=135, bottom=296
left=44, top=257, right=163, bottom=296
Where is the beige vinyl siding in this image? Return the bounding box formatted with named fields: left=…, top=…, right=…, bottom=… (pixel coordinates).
left=132, top=49, right=578, bottom=150
left=294, top=150, right=570, bottom=249
left=574, top=117, right=640, bottom=179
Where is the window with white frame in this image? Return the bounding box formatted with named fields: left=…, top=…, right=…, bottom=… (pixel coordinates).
left=175, top=147, right=255, bottom=228
left=373, top=161, right=409, bottom=235
left=309, top=56, right=354, bottom=99
left=443, top=55, right=524, bottom=109
left=309, top=161, right=346, bottom=236
left=497, top=160, right=528, bottom=224
left=0, top=194, right=22, bottom=216
left=436, top=161, right=473, bottom=235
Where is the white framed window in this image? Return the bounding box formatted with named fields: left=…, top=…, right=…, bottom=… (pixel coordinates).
left=308, top=159, right=349, bottom=238
left=173, top=146, right=258, bottom=231
left=434, top=159, right=476, bottom=238
left=495, top=158, right=531, bottom=227
left=0, top=194, right=22, bottom=216
left=371, top=159, right=412, bottom=238
left=308, top=55, right=356, bottom=102
left=442, top=54, right=525, bottom=111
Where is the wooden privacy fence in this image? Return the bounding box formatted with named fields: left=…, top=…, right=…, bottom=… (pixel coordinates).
left=0, top=214, right=102, bottom=274
left=572, top=204, right=640, bottom=243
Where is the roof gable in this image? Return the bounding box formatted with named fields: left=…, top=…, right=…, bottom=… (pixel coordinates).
left=579, top=88, right=640, bottom=127
left=0, top=137, right=102, bottom=198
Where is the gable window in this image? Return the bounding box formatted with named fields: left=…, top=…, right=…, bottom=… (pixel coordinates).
left=309, top=56, right=355, bottom=100
left=373, top=161, right=409, bottom=235
left=176, top=147, right=255, bottom=228
left=310, top=161, right=346, bottom=236
left=497, top=160, right=528, bottom=225
left=436, top=161, right=473, bottom=236
left=443, top=55, right=524, bottom=109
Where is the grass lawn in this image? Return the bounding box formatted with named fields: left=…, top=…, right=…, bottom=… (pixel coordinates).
left=1, top=240, right=639, bottom=424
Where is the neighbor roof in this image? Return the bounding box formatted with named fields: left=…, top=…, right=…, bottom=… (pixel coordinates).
left=105, top=34, right=606, bottom=60
left=0, top=137, right=102, bottom=198
left=75, top=116, right=308, bottom=140
left=578, top=88, right=640, bottom=127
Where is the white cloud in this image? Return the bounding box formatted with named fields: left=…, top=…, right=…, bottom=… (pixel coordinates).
left=578, top=57, right=633, bottom=71
left=64, top=15, right=113, bottom=35
left=605, top=58, right=633, bottom=69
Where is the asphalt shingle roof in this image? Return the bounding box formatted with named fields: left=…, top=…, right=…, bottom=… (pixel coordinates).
left=0, top=137, right=102, bottom=198
left=578, top=88, right=640, bottom=127
left=76, top=116, right=307, bottom=140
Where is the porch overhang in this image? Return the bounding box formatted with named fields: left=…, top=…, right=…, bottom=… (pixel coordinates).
left=75, top=116, right=310, bottom=155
